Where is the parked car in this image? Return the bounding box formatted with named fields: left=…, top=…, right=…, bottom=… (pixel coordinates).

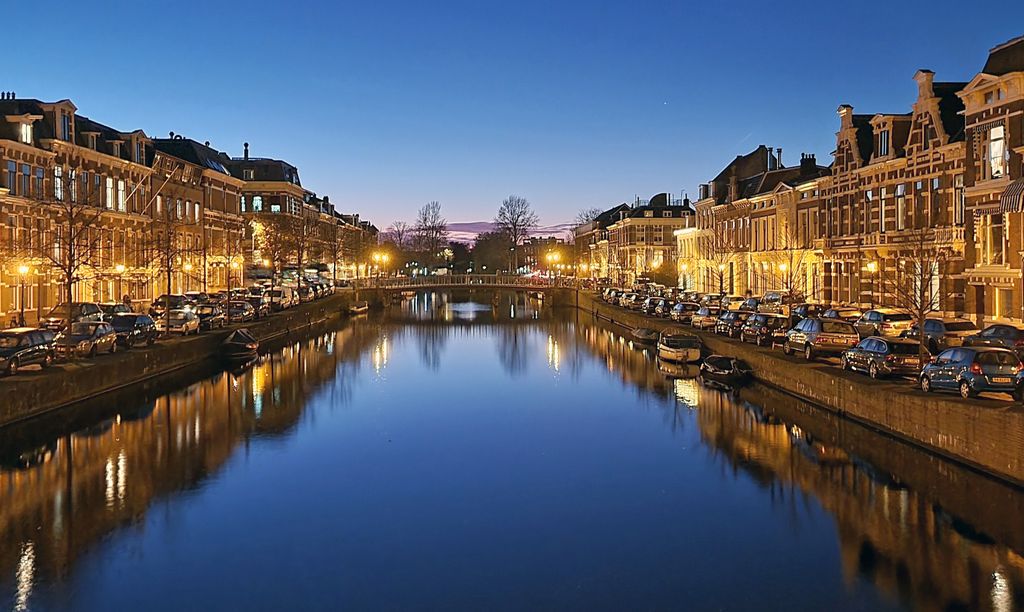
left=654, top=299, right=675, bottom=318
left=149, top=294, right=193, bottom=319
left=678, top=291, right=700, bottom=304
left=55, top=321, right=118, bottom=359
left=822, top=307, right=863, bottom=323
left=184, top=291, right=210, bottom=304
left=245, top=295, right=271, bottom=318
left=691, top=306, right=721, bottom=330
left=195, top=305, right=227, bottom=330
left=758, top=291, right=800, bottom=315
left=0, top=328, right=55, bottom=375
left=248, top=285, right=266, bottom=297
left=854, top=308, right=914, bottom=338
left=621, top=293, right=643, bottom=311
left=265, top=287, right=297, bottom=310
left=740, top=313, right=789, bottom=347
left=156, top=309, right=200, bottom=335
left=108, top=313, right=159, bottom=348
left=641, top=297, right=662, bottom=316
left=208, top=291, right=229, bottom=305
left=962, top=323, right=1024, bottom=356
left=919, top=347, right=1023, bottom=399
left=671, top=302, right=700, bottom=322
left=841, top=336, right=925, bottom=379
left=783, top=318, right=859, bottom=360
left=737, top=296, right=760, bottom=312
left=297, top=286, right=314, bottom=303
left=39, top=302, right=103, bottom=331
left=98, top=302, right=132, bottom=319
left=714, top=311, right=751, bottom=338
left=900, top=317, right=979, bottom=353
left=720, top=295, right=746, bottom=311
left=699, top=293, right=723, bottom=307
left=791, top=303, right=827, bottom=325
left=227, top=300, right=256, bottom=323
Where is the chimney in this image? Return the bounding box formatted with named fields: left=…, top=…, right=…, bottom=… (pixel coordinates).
left=776, top=147, right=782, bottom=168
left=914, top=69, right=935, bottom=99
left=204, top=141, right=210, bottom=147
left=767, top=147, right=775, bottom=171
left=243, top=142, right=249, bottom=160
left=169, top=131, right=175, bottom=138
left=837, top=104, right=854, bottom=129
left=800, top=153, right=817, bottom=175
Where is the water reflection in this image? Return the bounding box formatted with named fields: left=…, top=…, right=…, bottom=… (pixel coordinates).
left=0, top=294, right=1021, bottom=610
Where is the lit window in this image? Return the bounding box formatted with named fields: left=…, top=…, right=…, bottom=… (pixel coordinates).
left=117, top=179, right=126, bottom=211
left=19, top=123, right=32, bottom=144
left=953, top=175, right=964, bottom=225
left=989, top=125, right=1006, bottom=179
left=985, top=91, right=994, bottom=105
left=54, top=167, right=64, bottom=201
left=878, top=130, right=890, bottom=156
left=252, top=196, right=263, bottom=212
left=105, top=177, right=114, bottom=209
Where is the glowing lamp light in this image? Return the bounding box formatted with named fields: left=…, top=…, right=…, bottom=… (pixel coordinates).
left=115, top=264, right=126, bottom=274
left=17, top=265, right=29, bottom=276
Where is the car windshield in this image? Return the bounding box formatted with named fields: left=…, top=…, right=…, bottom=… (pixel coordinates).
left=976, top=351, right=1019, bottom=366
left=47, top=303, right=79, bottom=318
left=749, top=315, right=767, bottom=324
left=197, top=306, right=218, bottom=315
left=821, top=322, right=854, bottom=334
left=169, top=313, right=188, bottom=322
left=0, top=334, right=22, bottom=348
left=944, top=321, right=977, bottom=331
left=884, top=313, right=913, bottom=322
left=69, top=322, right=95, bottom=335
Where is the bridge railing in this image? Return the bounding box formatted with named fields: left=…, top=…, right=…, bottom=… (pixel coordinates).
left=351, top=274, right=579, bottom=290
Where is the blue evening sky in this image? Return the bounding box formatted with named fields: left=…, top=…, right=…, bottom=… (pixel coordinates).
left=8, top=1, right=1023, bottom=226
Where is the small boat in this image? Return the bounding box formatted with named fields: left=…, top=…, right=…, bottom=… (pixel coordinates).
left=657, top=328, right=702, bottom=363
left=630, top=327, right=659, bottom=345
left=222, top=328, right=259, bottom=361
left=349, top=301, right=369, bottom=314
left=401, top=290, right=417, bottom=298
left=699, top=355, right=753, bottom=387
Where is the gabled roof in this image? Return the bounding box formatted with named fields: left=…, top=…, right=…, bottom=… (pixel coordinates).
left=736, top=164, right=830, bottom=199
left=851, top=114, right=875, bottom=164
left=221, top=155, right=301, bottom=185
left=982, top=36, right=1024, bottom=76
left=933, top=81, right=967, bottom=142
left=0, top=99, right=55, bottom=141
left=152, top=138, right=232, bottom=176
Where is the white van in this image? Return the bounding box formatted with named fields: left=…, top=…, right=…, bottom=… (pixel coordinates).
left=265, top=287, right=296, bottom=310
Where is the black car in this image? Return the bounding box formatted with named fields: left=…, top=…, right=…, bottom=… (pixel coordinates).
left=196, top=305, right=227, bottom=330
left=790, top=303, right=826, bottom=325
left=108, top=314, right=159, bottom=348
left=245, top=295, right=271, bottom=318
left=149, top=294, right=193, bottom=318
left=227, top=300, right=256, bottom=322
left=841, top=336, right=925, bottom=379
left=737, top=297, right=760, bottom=312
left=962, top=323, right=1024, bottom=357
left=714, top=311, right=751, bottom=338
left=98, top=302, right=132, bottom=319
left=740, top=313, right=789, bottom=347
left=0, top=328, right=55, bottom=375
left=39, top=302, right=103, bottom=331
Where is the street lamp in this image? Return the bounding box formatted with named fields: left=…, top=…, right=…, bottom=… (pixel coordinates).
left=718, top=263, right=726, bottom=294
left=183, top=262, right=194, bottom=292
left=17, top=265, right=29, bottom=326
left=115, top=263, right=126, bottom=302
left=866, top=260, right=878, bottom=308
left=779, top=262, right=788, bottom=291
left=680, top=262, right=689, bottom=291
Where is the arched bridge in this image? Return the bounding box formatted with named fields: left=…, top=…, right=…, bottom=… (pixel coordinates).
left=351, top=274, right=578, bottom=291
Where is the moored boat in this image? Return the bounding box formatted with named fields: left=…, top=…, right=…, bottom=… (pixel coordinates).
left=222, top=329, right=259, bottom=361
left=657, top=328, right=702, bottom=363
left=699, top=355, right=753, bottom=387
left=349, top=301, right=370, bottom=314
left=630, top=327, right=659, bottom=345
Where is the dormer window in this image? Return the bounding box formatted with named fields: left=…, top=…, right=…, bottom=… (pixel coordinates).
left=87, top=134, right=97, bottom=150
left=243, top=168, right=254, bottom=180
left=136, top=141, right=144, bottom=164
left=878, top=129, right=890, bottom=157
left=19, top=123, right=32, bottom=144
left=111, top=141, right=122, bottom=158
left=644, top=210, right=653, bottom=217
left=61, top=113, right=71, bottom=141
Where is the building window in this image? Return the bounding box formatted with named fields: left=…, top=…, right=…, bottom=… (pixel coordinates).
left=19, top=123, right=32, bottom=144
left=156, top=195, right=163, bottom=214
left=105, top=177, right=114, bottom=209
left=240, top=195, right=247, bottom=212
left=93, top=174, right=101, bottom=203
left=252, top=195, right=262, bottom=212
left=117, top=179, right=126, bottom=211
left=878, top=130, right=890, bottom=157
left=953, top=175, right=964, bottom=225
left=879, top=187, right=888, bottom=233
left=989, top=125, right=1006, bottom=179
left=176, top=199, right=183, bottom=219
left=35, top=167, right=43, bottom=196
left=20, top=164, right=29, bottom=197
left=195, top=201, right=201, bottom=221
left=136, top=141, right=144, bottom=164
left=54, top=167, right=64, bottom=201
left=895, top=184, right=906, bottom=231
left=69, top=169, right=77, bottom=202
left=5, top=161, right=15, bottom=195
left=61, top=113, right=71, bottom=141
left=243, top=169, right=254, bottom=180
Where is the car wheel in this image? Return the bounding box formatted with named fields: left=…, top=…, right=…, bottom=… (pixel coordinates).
left=110, top=341, right=117, bottom=354
left=959, top=381, right=974, bottom=399
left=869, top=362, right=879, bottom=379
left=804, top=344, right=814, bottom=361
left=6, top=358, right=18, bottom=376
left=88, top=345, right=97, bottom=358
left=920, top=376, right=932, bottom=393
left=41, top=353, right=53, bottom=369
left=783, top=343, right=793, bottom=356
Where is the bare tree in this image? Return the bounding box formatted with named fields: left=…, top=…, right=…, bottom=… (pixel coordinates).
left=385, top=221, right=412, bottom=251
left=31, top=164, right=107, bottom=330
left=252, top=214, right=296, bottom=301
left=879, top=229, right=950, bottom=358
left=768, top=223, right=810, bottom=301
left=573, top=207, right=602, bottom=226
left=146, top=180, right=205, bottom=329
left=414, top=201, right=448, bottom=267
left=698, top=223, right=736, bottom=294
left=495, top=194, right=539, bottom=272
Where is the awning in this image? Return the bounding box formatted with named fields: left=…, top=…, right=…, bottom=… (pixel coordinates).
left=999, top=177, right=1024, bottom=213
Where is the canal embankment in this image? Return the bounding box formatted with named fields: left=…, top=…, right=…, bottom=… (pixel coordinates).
left=574, top=289, right=1024, bottom=487
left=0, top=291, right=358, bottom=427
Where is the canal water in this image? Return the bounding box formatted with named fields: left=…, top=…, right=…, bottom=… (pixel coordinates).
left=0, top=291, right=1022, bottom=611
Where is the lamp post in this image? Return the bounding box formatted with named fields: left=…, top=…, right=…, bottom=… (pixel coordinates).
left=779, top=262, right=788, bottom=292
left=680, top=262, right=688, bottom=291
left=17, top=265, right=29, bottom=326
left=115, top=264, right=126, bottom=301
left=866, top=261, right=878, bottom=308
left=183, top=262, right=193, bottom=292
